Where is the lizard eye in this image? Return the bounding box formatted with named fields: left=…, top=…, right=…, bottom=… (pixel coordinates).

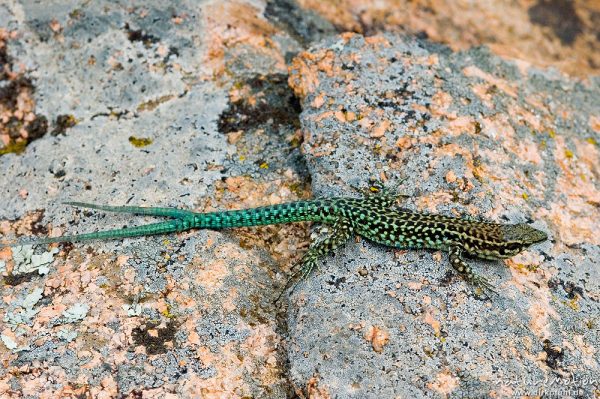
left=507, top=243, right=522, bottom=250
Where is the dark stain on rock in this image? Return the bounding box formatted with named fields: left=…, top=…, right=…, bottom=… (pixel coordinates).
left=0, top=45, right=33, bottom=114
left=51, top=114, right=77, bottom=136
left=127, top=390, right=143, bottom=399
left=0, top=76, right=34, bottom=110
left=0, top=76, right=40, bottom=149
left=548, top=277, right=585, bottom=299
left=27, top=115, right=49, bottom=140
left=217, top=73, right=301, bottom=134
left=528, top=0, right=583, bottom=45
left=27, top=210, right=48, bottom=236
left=124, top=23, right=160, bottom=48
left=3, top=271, right=39, bottom=286
left=559, top=279, right=585, bottom=299
left=264, top=0, right=338, bottom=45
left=5, top=209, right=48, bottom=238
left=0, top=38, right=49, bottom=155
left=132, top=319, right=178, bottom=355
left=591, top=12, right=600, bottom=42
left=542, top=339, right=564, bottom=369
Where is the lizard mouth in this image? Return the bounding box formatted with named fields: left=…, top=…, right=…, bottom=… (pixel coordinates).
left=526, top=226, right=548, bottom=244
left=533, top=230, right=548, bottom=243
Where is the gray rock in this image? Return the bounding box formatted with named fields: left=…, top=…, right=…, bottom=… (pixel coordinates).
left=1, top=0, right=598, bottom=397
left=286, top=33, right=600, bottom=398
left=0, top=1, right=300, bottom=397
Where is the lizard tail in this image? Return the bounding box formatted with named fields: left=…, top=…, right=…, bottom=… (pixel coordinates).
left=5, top=220, right=188, bottom=246
left=64, top=202, right=195, bottom=219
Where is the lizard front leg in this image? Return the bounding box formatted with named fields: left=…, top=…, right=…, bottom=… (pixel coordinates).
left=448, top=245, right=497, bottom=297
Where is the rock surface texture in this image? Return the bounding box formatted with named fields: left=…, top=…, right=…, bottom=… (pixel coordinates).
left=286, top=33, right=599, bottom=398
left=0, top=1, right=599, bottom=398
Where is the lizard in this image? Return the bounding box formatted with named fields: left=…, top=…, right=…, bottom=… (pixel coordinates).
left=3, top=184, right=548, bottom=297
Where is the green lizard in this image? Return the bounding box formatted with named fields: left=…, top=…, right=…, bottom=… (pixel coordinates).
left=5, top=185, right=548, bottom=297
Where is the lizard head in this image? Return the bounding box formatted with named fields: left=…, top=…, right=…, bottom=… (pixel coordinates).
left=497, top=223, right=548, bottom=257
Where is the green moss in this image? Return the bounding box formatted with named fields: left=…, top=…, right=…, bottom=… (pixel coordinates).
left=161, top=304, right=176, bottom=319
left=69, top=8, right=83, bottom=19
left=561, top=297, right=580, bottom=311
left=288, top=183, right=300, bottom=196
left=289, top=135, right=302, bottom=148
left=564, top=149, right=574, bottom=159
left=0, top=140, right=27, bottom=156
left=136, top=94, right=174, bottom=112
left=373, top=143, right=382, bottom=153
left=128, top=136, right=153, bottom=147
left=585, top=319, right=596, bottom=329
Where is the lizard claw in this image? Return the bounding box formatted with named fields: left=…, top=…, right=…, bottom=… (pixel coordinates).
left=472, top=275, right=498, bottom=299
left=274, top=260, right=318, bottom=303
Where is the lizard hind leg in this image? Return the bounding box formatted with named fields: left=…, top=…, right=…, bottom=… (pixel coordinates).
left=63, top=202, right=195, bottom=219
left=276, top=219, right=353, bottom=302
left=448, top=245, right=497, bottom=298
